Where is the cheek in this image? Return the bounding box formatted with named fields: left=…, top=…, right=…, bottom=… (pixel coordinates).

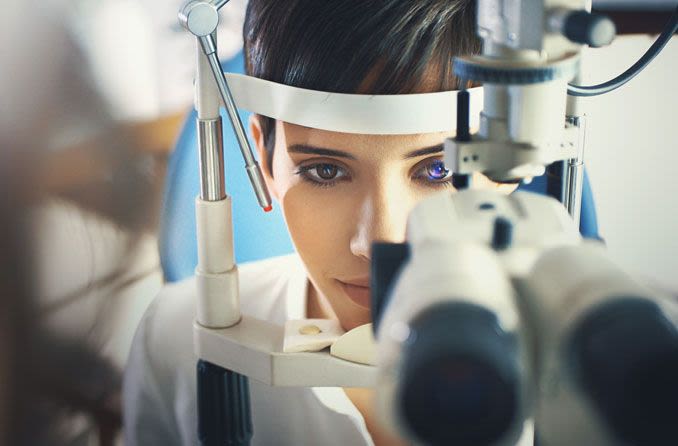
left=280, top=185, right=357, bottom=266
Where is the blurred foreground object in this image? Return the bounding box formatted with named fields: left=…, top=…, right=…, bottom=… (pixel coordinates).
left=0, top=0, right=162, bottom=444
left=373, top=190, right=678, bottom=446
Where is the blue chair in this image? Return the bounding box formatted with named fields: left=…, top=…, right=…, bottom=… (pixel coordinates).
left=160, top=52, right=600, bottom=282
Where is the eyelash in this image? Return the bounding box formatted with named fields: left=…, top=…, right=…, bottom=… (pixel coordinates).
left=295, top=158, right=454, bottom=189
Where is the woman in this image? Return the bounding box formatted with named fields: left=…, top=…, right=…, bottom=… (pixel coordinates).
left=124, top=1, right=518, bottom=444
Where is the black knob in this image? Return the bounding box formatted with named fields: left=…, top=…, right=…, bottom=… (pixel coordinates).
left=564, top=11, right=616, bottom=48
left=492, top=217, right=513, bottom=251
left=452, top=173, right=471, bottom=190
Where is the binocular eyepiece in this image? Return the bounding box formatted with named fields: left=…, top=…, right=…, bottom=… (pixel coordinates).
left=568, top=297, right=678, bottom=446
left=372, top=191, right=678, bottom=446
left=399, top=302, right=521, bottom=446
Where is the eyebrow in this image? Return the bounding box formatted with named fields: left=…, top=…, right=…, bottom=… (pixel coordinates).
left=287, top=143, right=444, bottom=161
left=287, top=144, right=357, bottom=160
left=403, top=144, right=444, bottom=159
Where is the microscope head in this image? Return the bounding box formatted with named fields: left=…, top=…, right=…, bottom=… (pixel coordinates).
left=372, top=189, right=581, bottom=445
left=523, top=243, right=678, bottom=446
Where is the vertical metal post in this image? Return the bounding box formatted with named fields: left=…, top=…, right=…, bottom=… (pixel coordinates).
left=198, top=118, right=226, bottom=202
left=198, top=34, right=272, bottom=211
left=564, top=63, right=587, bottom=229
left=191, top=25, right=253, bottom=446
left=196, top=31, right=226, bottom=203
left=564, top=115, right=586, bottom=229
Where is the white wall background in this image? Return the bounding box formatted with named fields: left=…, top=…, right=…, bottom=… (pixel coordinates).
left=580, top=35, right=678, bottom=290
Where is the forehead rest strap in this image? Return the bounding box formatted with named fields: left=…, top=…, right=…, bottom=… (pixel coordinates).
left=225, top=73, right=484, bottom=135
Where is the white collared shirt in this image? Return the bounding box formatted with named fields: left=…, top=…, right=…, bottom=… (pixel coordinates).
left=123, top=254, right=374, bottom=446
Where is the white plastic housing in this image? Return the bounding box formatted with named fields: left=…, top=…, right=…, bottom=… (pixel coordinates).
left=518, top=242, right=678, bottom=446
left=508, top=80, right=568, bottom=145
left=375, top=189, right=581, bottom=445
left=195, top=196, right=240, bottom=328
left=194, top=318, right=377, bottom=387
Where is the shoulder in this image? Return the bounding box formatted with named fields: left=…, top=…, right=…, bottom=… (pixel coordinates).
left=238, top=254, right=305, bottom=318
left=124, top=254, right=305, bottom=444
left=239, top=253, right=302, bottom=287
left=148, top=253, right=303, bottom=336
left=127, top=254, right=304, bottom=371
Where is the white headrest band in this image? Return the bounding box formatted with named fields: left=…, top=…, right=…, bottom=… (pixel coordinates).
left=225, top=73, right=483, bottom=135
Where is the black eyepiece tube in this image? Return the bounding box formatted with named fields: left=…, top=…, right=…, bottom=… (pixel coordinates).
left=569, top=298, right=678, bottom=446
left=398, top=302, right=522, bottom=446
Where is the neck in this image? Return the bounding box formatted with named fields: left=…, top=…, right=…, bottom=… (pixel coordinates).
left=344, top=388, right=409, bottom=446
left=306, top=283, right=407, bottom=444
left=305, top=280, right=337, bottom=320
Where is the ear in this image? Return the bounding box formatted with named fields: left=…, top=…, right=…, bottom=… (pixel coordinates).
left=250, top=115, right=279, bottom=201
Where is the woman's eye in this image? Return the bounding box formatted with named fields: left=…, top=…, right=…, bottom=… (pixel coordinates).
left=315, top=164, right=339, bottom=180
left=296, top=163, right=349, bottom=186
left=414, top=159, right=453, bottom=185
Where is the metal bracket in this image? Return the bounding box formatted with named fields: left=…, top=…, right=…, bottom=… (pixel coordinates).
left=194, top=318, right=377, bottom=387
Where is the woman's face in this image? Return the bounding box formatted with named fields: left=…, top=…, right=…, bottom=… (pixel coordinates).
left=252, top=119, right=515, bottom=331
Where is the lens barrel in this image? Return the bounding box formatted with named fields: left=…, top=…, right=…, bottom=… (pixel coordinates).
left=398, top=302, right=521, bottom=446
left=569, top=297, right=678, bottom=446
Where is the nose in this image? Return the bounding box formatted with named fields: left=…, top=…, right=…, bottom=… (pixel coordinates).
left=349, top=181, right=410, bottom=261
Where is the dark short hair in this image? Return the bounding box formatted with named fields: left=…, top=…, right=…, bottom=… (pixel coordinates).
left=243, top=0, right=480, bottom=171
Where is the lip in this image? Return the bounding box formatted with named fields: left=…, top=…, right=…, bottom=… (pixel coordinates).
left=337, top=279, right=371, bottom=309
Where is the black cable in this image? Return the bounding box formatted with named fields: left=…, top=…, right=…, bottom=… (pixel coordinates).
left=567, top=5, right=678, bottom=97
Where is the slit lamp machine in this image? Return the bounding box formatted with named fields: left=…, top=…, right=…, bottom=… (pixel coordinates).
left=177, top=0, right=678, bottom=445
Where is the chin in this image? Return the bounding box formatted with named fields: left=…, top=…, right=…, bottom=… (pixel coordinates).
left=338, top=311, right=371, bottom=332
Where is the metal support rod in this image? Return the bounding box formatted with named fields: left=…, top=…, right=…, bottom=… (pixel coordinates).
left=198, top=118, right=227, bottom=201
left=198, top=34, right=272, bottom=211
left=213, top=0, right=231, bottom=11
left=195, top=30, right=225, bottom=202
left=214, top=0, right=231, bottom=11
left=182, top=5, right=254, bottom=446
left=565, top=65, right=586, bottom=229
left=563, top=115, right=586, bottom=228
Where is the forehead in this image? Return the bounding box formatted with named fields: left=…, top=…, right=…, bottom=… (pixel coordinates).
left=280, top=122, right=452, bottom=158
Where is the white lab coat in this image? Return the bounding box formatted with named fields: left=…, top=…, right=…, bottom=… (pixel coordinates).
left=123, top=254, right=374, bottom=446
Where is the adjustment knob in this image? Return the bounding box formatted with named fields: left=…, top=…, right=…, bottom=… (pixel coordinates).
left=563, top=10, right=616, bottom=48
left=492, top=217, right=513, bottom=251
left=179, top=1, right=219, bottom=37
